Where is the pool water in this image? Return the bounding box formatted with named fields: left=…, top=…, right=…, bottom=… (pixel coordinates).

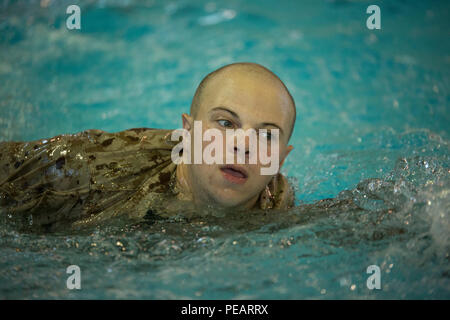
left=0, top=0, right=449, bottom=299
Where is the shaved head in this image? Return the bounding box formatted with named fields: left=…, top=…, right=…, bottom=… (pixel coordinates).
left=179, top=62, right=296, bottom=209
left=190, top=62, right=296, bottom=140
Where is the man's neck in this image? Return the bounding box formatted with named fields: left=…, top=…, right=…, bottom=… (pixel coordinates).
left=175, top=162, right=194, bottom=202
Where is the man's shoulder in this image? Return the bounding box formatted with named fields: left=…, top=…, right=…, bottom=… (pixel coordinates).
left=79, top=127, right=174, bottom=138
left=77, top=127, right=177, bottom=151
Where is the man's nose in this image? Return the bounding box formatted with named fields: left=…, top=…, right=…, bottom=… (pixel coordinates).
left=229, top=132, right=254, bottom=166
left=234, top=145, right=250, bottom=155
left=230, top=133, right=251, bottom=155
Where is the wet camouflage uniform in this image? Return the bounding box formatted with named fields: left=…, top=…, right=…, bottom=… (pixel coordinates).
left=0, top=128, right=294, bottom=231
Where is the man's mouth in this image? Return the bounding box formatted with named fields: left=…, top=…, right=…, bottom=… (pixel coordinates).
left=220, top=165, right=248, bottom=184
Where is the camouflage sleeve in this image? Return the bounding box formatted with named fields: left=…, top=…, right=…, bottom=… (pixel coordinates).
left=0, top=128, right=177, bottom=231
left=0, top=131, right=95, bottom=231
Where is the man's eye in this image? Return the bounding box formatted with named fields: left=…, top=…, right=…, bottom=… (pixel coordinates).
left=260, top=130, right=272, bottom=139
left=217, top=119, right=233, bottom=128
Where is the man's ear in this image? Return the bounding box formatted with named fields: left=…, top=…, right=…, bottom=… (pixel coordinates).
left=279, top=145, right=293, bottom=168
left=182, top=113, right=193, bottom=131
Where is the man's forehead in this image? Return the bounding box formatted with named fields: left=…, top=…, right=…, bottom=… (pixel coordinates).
left=199, top=73, right=293, bottom=122
left=207, top=68, right=285, bottom=93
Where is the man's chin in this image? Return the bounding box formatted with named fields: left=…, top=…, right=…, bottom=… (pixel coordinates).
left=207, top=190, right=256, bottom=209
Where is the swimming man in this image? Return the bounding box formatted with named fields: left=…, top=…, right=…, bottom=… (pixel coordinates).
left=0, top=62, right=297, bottom=231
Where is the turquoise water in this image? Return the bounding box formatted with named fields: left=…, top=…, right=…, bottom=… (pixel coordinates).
left=0, top=0, right=449, bottom=299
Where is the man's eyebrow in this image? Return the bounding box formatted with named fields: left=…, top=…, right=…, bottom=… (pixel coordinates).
left=210, top=107, right=285, bottom=136
left=209, top=106, right=240, bottom=120
left=260, top=122, right=284, bottom=136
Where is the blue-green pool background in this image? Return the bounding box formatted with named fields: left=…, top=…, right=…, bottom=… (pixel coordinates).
left=0, top=0, right=449, bottom=299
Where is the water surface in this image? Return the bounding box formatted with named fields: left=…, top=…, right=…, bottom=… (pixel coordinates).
left=0, top=0, right=449, bottom=299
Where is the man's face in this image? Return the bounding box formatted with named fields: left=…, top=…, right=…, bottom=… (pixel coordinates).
left=183, top=71, right=294, bottom=208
